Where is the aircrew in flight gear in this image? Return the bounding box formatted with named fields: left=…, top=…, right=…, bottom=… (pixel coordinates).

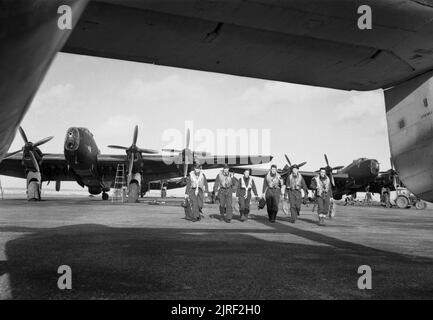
left=262, top=164, right=284, bottom=223
left=185, top=163, right=209, bottom=222
left=285, top=165, right=308, bottom=223
left=213, top=164, right=235, bottom=223
left=310, top=168, right=332, bottom=226
left=237, top=169, right=258, bottom=221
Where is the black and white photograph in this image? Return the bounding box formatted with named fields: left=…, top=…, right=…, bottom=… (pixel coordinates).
left=1, top=0, right=433, bottom=306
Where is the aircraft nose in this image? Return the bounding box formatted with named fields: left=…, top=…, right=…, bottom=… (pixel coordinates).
left=64, top=128, right=80, bottom=151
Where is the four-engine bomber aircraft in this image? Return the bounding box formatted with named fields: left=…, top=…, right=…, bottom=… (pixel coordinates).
left=232, top=154, right=380, bottom=200
left=0, top=126, right=272, bottom=201
left=2, top=1, right=433, bottom=201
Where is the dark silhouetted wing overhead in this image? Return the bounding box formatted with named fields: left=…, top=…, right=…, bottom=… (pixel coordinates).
left=63, top=0, right=433, bottom=91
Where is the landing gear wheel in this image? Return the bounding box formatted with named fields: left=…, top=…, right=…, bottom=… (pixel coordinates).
left=128, top=181, right=139, bottom=203
left=27, top=181, right=41, bottom=201
left=102, top=192, right=109, bottom=201
left=396, top=195, right=409, bottom=209
left=415, top=201, right=427, bottom=210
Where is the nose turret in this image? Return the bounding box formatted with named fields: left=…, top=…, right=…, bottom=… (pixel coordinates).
left=370, top=159, right=380, bottom=176
left=64, top=127, right=80, bottom=151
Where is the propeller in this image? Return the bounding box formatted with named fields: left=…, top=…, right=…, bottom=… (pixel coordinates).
left=5, top=127, right=53, bottom=173
left=389, top=157, right=399, bottom=189
left=108, top=125, right=159, bottom=154
left=322, top=154, right=344, bottom=187
left=280, top=154, right=307, bottom=175
left=284, top=154, right=306, bottom=170
left=107, top=125, right=159, bottom=178
left=183, top=128, right=191, bottom=178
left=162, top=128, right=207, bottom=181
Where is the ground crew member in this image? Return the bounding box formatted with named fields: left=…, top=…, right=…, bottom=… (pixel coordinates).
left=161, top=181, right=167, bottom=198
left=381, top=186, right=391, bottom=208
left=237, top=169, right=258, bottom=221
left=262, top=164, right=284, bottom=223
left=185, top=163, right=209, bottom=222
left=310, top=168, right=332, bottom=226
left=213, top=164, right=235, bottom=223
left=344, top=195, right=354, bottom=206
left=285, top=165, right=308, bottom=223
left=364, top=185, right=372, bottom=204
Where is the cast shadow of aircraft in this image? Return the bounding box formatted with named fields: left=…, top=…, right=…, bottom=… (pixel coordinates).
left=0, top=220, right=433, bottom=300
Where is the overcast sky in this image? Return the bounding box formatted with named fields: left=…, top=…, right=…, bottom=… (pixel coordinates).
left=1, top=52, right=390, bottom=192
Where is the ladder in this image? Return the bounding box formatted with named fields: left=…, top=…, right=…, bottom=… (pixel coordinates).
left=112, top=163, right=126, bottom=203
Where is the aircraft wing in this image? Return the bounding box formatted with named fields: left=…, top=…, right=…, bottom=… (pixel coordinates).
left=95, top=153, right=272, bottom=184
left=368, top=170, right=397, bottom=193
left=299, top=171, right=350, bottom=190
left=62, top=0, right=433, bottom=91
left=196, top=155, right=272, bottom=169
left=230, top=167, right=269, bottom=177
left=148, top=177, right=216, bottom=190
left=230, top=166, right=349, bottom=187
left=0, top=153, right=72, bottom=181
left=96, top=154, right=127, bottom=166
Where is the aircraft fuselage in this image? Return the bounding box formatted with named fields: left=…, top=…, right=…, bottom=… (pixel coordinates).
left=331, top=158, right=380, bottom=199
left=64, top=127, right=106, bottom=194
left=340, top=158, right=380, bottom=187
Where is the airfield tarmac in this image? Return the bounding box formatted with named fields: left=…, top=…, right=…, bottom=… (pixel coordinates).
left=0, top=196, right=433, bottom=299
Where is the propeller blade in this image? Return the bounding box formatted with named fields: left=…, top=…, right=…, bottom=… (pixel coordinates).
left=33, top=136, right=54, bottom=148
left=297, top=161, right=307, bottom=168
left=183, top=158, right=188, bottom=178
left=19, top=127, right=29, bottom=144
left=108, top=145, right=129, bottom=150
left=330, top=172, right=335, bottom=187
left=161, top=149, right=182, bottom=153
left=284, top=154, right=292, bottom=167
left=176, top=177, right=187, bottom=185
left=182, top=149, right=192, bottom=178
left=4, top=148, right=23, bottom=159
left=324, top=154, right=330, bottom=167
left=279, top=168, right=291, bottom=177
left=132, top=125, right=138, bottom=145
left=137, top=148, right=159, bottom=154
left=185, top=128, right=190, bottom=150
left=332, top=165, right=344, bottom=171
left=128, top=154, right=134, bottom=178
left=29, top=150, right=40, bottom=173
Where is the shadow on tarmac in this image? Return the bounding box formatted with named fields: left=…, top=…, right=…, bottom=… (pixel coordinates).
left=1, top=214, right=433, bottom=299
